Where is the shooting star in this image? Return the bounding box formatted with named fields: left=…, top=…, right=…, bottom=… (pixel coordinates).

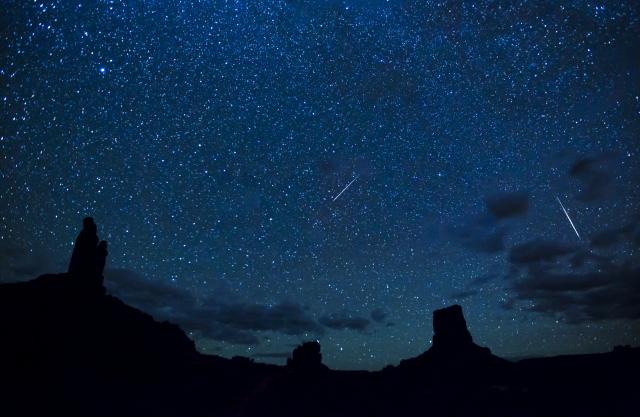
left=556, top=196, right=581, bottom=240
left=332, top=176, right=358, bottom=202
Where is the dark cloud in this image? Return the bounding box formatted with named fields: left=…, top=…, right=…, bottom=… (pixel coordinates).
left=318, top=313, right=370, bottom=331
left=370, top=307, right=387, bottom=323
left=505, top=229, right=640, bottom=323
left=498, top=298, right=516, bottom=311
left=450, top=290, right=478, bottom=299
left=569, top=154, right=615, bottom=202
left=447, top=192, right=530, bottom=254
left=469, top=273, right=497, bottom=287
left=198, top=326, right=260, bottom=346
left=513, top=268, right=611, bottom=293
left=568, top=250, right=613, bottom=269
left=466, top=229, right=506, bottom=253
left=508, top=239, right=576, bottom=264
left=106, top=269, right=259, bottom=345
left=590, top=221, right=640, bottom=248
left=509, top=264, right=640, bottom=323
left=452, top=273, right=497, bottom=301
left=215, top=302, right=324, bottom=336
left=105, top=269, right=323, bottom=346
left=485, top=191, right=529, bottom=220
left=108, top=269, right=388, bottom=343
left=106, top=268, right=193, bottom=309
left=569, top=156, right=600, bottom=176
left=449, top=215, right=506, bottom=253
left=590, top=227, right=626, bottom=247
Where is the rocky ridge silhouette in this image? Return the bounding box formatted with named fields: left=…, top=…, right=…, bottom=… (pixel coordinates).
left=0, top=218, right=638, bottom=417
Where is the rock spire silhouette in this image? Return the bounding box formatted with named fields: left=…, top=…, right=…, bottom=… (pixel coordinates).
left=67, top=216, right=108, bottom=287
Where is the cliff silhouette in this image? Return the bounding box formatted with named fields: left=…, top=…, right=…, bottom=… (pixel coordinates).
left=0, top=218, right=638, bottom=416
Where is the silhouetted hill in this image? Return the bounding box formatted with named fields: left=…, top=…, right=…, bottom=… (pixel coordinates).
left=0, top=273, right=196, bottom=361
left=0, top=273, right=279, bottom=417
left=0, top=218, right=638, bottom=416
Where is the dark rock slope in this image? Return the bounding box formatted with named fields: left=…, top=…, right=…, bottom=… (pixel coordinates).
left=0, top=273, right=275, bottom=417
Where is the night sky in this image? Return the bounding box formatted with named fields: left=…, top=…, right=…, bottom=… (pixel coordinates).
left=1, top=0, right=639, bottom=370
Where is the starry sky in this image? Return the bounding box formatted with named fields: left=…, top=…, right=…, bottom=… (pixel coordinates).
left=1, top=0, right=639, bottom=370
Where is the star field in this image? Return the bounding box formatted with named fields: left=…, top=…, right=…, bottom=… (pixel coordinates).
left=1, top=1, right=639, bottom=369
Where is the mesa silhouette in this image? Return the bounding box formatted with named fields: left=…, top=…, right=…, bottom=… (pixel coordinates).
left=0, top=218, right=637, bottom=417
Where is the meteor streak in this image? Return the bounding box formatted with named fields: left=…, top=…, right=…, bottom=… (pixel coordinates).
left=556, top=196, right=581, bottom=240
left=332, top=176, right=358, bottom=202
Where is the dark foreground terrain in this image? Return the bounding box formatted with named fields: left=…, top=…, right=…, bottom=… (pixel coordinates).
left=1, top=218, right=638, bottom=417
left=0, top=272, right=638, bottom=417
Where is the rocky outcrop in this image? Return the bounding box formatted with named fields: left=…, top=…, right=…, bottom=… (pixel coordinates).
left=0, top=217, right=200, bottom=416
left=68, top=217, right=108, bottom=287
left=1, top=217, right=194, bottom=365
left=287, top=341, right=327, bottom=372
left=431, top=305, right=473, bottom=351
left=396, top=304, right=510, bottom=379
